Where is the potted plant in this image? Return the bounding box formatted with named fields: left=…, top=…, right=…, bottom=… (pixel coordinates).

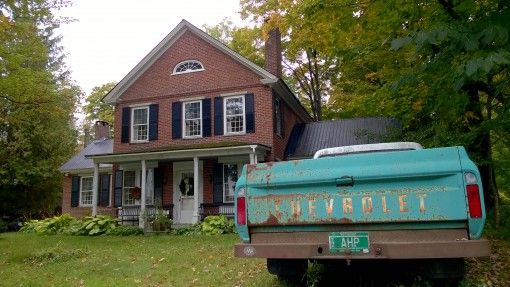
left=131, top=187, right=141, bottom=200
left=151, top=209, right=172, bottom=232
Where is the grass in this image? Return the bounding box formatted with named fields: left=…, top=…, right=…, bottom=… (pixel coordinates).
left=0, top=232, right=508, bottom=286
left=0, top=233, right=281, bottom=287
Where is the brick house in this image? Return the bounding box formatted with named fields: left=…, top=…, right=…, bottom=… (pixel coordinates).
left=60, top=20, right=311, bottom=226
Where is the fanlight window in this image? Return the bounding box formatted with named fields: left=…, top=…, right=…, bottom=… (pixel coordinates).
left=172, top=60, right=204, bottom=75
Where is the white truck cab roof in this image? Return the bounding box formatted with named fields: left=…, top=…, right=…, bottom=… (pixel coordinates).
left=313, top=142, right=423, bottom=159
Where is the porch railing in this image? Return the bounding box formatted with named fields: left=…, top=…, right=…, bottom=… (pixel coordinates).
left=199, top=203, right=235, bottom=221
left=118, top=204, right=174, bottom=226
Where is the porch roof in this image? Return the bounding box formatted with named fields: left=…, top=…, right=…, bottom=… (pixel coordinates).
left=86, top=142, right=270, bottom=164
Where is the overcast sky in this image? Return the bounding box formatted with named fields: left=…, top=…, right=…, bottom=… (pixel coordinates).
left=57, top=0, right=243, bottom=96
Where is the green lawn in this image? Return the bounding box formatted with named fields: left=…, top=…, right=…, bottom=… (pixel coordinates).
left=0, top=233, right=508, bottom=286
left=0, top=233, right=280, bottom=287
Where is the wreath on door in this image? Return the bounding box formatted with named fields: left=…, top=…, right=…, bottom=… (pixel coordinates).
left=179, top=177, right=194, bottom=196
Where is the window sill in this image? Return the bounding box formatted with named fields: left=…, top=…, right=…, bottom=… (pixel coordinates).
left=182, top=135, right=203, bottom=139
left=129, top=140, right=149, bottom=144
left=222, top=132, right=246, bottom=137
left=171, top=68, right=204, bottom=76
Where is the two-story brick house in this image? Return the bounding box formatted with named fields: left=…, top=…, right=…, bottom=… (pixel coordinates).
left=60, top=20, right=312, bottom=227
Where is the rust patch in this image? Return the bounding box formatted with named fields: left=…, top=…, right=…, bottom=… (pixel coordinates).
left=292, top=160, right=301, bottom=166
left=337, top=217, right=353, bottom=224
left=264, top=213, right=279, bottom=225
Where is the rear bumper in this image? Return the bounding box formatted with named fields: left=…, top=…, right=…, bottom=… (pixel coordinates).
left=235, top=240, right=490, bottom=259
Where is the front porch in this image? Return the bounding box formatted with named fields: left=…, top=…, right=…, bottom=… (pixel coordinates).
left=117, top=203, right=235, bottom=226
left=87, top=144, right=268, bottom=228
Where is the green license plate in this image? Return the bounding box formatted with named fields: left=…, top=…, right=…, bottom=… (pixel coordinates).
left=329, top=232, right=370, bottom=253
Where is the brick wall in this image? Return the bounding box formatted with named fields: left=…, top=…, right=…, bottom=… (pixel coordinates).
left=202, top=159, right=214, bottom=204
left=272, top=100, right=303, bottom=161
left=61, top=175, right=116, bottom=218
left=113, top=31, right=282, bottom=159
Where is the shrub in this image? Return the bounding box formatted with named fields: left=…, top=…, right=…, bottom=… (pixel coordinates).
left=75, top=215, right=119, bottom=236
left=107, top=224, right=143, bottom=236
left=0, top=220, right=7, bottom=233
left=201, top=215, right=235, bottom=235
left=172, top=224, right=202, bottom=236
left=145, top=208, right=172, bottom=232
left=19, top=214, right=80, bottom=235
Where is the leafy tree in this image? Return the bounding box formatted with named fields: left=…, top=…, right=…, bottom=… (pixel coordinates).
left=0, top=0, right=79, bottom=218
left=238, top=1, right=509, bottom=218
left=83, top=82, right=116, bottom=135
left=206, top=14, right=339, bottom=121
left=204, top=19, right=265, bottom=68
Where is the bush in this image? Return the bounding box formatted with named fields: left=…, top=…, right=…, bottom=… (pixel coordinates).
left=75, top=215, right=119, bottom=236
left=19, top=214, right=129, bottom=236
left=0, top=220, right=7, bottom=233
left=107, top=225, right=143, bottom=236
left=172, top=224, right=202, bottom=236
left=19, top=214, right=80, bottom=235
left=201, top=215, right=235, bottom=235
left=485, top=205, right=510, bottom=240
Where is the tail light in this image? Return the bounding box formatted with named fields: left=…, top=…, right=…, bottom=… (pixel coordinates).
left=465, top=172, right=482, bottom=218
left=237, top=187, right=247, bottom=225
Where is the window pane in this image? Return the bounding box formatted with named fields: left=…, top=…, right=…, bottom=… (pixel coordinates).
left=175, top=61, right=203, bottom=73
left=226, top=115, right=244, bottom=133
left=226, top=97, right=243, bottom=115
left=133, top=108, right=147, bottom=125
left=223, top=164, right=238, bottom=202
left=184, top=102, right=201, bottom=137
left=81, top=177, right=93, bottom=205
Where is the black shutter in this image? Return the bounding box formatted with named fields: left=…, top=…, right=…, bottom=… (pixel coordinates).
left=213, top=163, right=223, bottom=203
left=121, top=107, right=130, bottom=143
left=149, top=104, right=159, bottom=141
left=114, top=170, right=123, bottom=207
left=214, top=97, right=223, bottom=135
left=245, top=93, right=255, bottom=133
left=99, top=174, right=110, bottom=207
left=280, top=100, right=285, bottom=138
left=172, top=102, right=182, bottom=139
left=71, top=176, right=80, bottom=207
left=202, top=98, right=211, bottom=137
left=273, top=96, right=277, bottom=134
left=154, top=168, right=163, bottom=205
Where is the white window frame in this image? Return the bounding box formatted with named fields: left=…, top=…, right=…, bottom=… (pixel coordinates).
left=223, top=95, right=246, bottom=135
left=222, top=163, right=244, bottom=203
left=182, top=100, right=202, bottom=138
left=122, top=170, right=155, bottom=206
left=171, top=60, right=204, bottom=75
left=131, top=106, right=149, bottom=143
left=123, top=170, right=136, bottom=206
left=80, top=176, right=93, bottom=207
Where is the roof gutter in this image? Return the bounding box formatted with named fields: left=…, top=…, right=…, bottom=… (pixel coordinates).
left=86, top=144, right=270, bottom=164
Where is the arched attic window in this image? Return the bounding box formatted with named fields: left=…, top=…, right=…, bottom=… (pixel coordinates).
left=172, top=60, right=204, bottom=75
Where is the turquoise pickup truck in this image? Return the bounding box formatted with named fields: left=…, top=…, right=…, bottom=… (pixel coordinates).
left=234, top=143, right=490, bottom=282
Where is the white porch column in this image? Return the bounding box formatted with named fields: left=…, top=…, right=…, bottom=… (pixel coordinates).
left=139, top=160, right=147, bottom=229
left=193, top=156, right=200, bottom=223
left=92, top=163, right=99, bottom=216
left=249, top=145, right=258, bottom=164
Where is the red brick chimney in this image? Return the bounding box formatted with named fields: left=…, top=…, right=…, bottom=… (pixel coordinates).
left=94, top=121, right=110, bottom=140
left=264, top=27, right=282, bottom=78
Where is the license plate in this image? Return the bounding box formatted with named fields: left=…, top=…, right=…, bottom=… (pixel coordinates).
left=329, top=232, right=370, bottom=253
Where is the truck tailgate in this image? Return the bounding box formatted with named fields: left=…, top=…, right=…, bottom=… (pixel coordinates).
left=244, top=147, right=468, bottom=226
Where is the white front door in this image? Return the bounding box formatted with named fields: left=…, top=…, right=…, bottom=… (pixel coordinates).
left=173, top=161, right=203, bottom=224
left=177, top=170, right=194, bottom=224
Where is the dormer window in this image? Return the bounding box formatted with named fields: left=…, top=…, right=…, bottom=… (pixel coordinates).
left=172, top=60, right=204, bottom=75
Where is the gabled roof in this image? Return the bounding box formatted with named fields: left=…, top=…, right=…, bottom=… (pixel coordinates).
left=103, top=19, right=278, bottom=104
left=285, top=117, right=401, bottom=159
left=59, top=138, right=113, bottom=172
